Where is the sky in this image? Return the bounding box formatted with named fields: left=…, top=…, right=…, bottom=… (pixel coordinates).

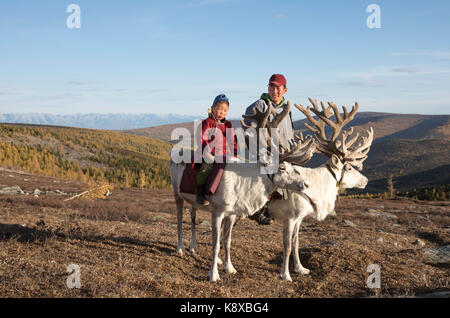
left=1, top=0, right=449, bottom=120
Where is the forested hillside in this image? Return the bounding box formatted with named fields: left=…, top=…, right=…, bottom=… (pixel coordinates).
left=0, top=124, right=172, bottom=189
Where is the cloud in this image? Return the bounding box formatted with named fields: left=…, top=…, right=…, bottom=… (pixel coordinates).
left=342, top=80, right=384, bottom=87
left=275, top=13, right=286, bottom=19
left=0, top=85, right=15, bottom=96
left=137, top=88, right=169, bottom=94
left=67, top=80, right=93, bottom=86
left=341, top=65, right=450, bottom=80
left=390, top=51, right=450, bottom=60
left=391, top=67, right=420, bottom=74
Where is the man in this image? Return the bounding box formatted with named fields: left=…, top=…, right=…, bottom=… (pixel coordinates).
left=243, top=74, right=295, bottom=225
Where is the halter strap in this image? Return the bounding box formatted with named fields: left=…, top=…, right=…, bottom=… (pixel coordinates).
left=326, top=164, right=344, bottom=187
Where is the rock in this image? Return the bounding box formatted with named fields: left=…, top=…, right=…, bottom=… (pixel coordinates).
left=365, top=208, right=397, bottom=219
left=392, top=224, right=401, bottom=227
left=343, top=219, right=357, bottom=228
left=413, top=239, right=426, bottom=247
left=383, top=213, right=397, bottom=219
left=199, top=221, right=211, bottom=227
left=424, top=245, right=450, bottom=264
left=321, top=241, right=338, bottom=246
left=377, top=237, right=384, bottom=244
left=151, top=216, right=165, bottom=222
left=0, top=186, right=24, bottom=195
left=32, top=189, right=41, bottom=195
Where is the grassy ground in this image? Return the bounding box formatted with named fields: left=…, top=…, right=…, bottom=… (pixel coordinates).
left=0, top=168, right=448, bottom=297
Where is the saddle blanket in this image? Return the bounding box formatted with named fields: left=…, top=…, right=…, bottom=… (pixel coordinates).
left=180, top=162, right=226, bottom=195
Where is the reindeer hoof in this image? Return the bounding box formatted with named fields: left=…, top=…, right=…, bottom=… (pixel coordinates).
left=176, top=247, right=186, bottom=256
left=280, top=272, right=293, bottom=282
left=224, top=263, right=237, bottom=275
left=189, top=247, right=198, bottom=254
left=294, top=267, right=310, bottom=275
left=209, top=270, right=221, bottom=282
left=189, top=242, right=198, bottom=254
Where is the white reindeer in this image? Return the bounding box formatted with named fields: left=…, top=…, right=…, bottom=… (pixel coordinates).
left=268, top=98, right=374, bottom=281
left=170, top=102, right=316, bottom=282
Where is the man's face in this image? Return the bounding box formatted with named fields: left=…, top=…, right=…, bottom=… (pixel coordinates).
left=268, top=84, right=287, bottom=105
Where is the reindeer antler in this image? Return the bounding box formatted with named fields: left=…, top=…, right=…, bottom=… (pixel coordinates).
left=294, top=98, right=358, bottom=161
left=295, top=97, right=373, bottom=169
left=279, top=132, right=316, bottom=165
left=241, top=100, right=291, bottom=152
left=241, top=100, right=316, bottom=165
left=339, top=127, right=374, bottom=170
left=241, top=102, right=272, bottom=130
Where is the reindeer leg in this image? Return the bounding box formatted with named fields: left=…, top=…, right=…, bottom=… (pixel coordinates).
left=223, top=215, right=237, bottom=275
left=189, top=207, right=199, bottom=254
left=292, top=218, right=310, bottom=275
left=209, top=211, right=224, bottom=282
left=280, top=218, right=295, bottom=281
left=175, top=198, right=187, bottom=256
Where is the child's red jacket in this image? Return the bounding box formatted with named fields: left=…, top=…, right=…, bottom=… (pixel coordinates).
left=200, top=114, right=238, bottom=158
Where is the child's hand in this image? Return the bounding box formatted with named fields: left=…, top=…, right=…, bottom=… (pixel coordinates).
left=204, top=152, right=215, bottom=163
left=226, top=155, right=241, bottom=163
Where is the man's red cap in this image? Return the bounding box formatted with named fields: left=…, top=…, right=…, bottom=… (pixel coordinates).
left=269, top=74, right=287, bottom=87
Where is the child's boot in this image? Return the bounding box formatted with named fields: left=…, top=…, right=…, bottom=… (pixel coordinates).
left=196, top=184, right=210, bottom=206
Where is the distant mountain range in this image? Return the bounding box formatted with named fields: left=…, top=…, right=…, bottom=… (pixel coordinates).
left=123, top=112, right=450, bottom=193
left=1, top=111, right=449, bottom=194
left=0, top=113, right=202, bottom=130
left=292, top=112, right=450, bottom=142
left=124, top=112, right=450, bottom=142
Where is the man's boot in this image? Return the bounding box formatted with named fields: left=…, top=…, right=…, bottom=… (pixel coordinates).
left=196, top=184, right=209, bottom=206
left=248, top=204, right=273, bottom=225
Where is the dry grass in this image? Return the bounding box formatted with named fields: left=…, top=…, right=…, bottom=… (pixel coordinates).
left=0, top=169, right=449, bottom=298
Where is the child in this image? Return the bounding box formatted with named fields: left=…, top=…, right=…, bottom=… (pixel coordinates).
left=196, top=94, right=238, bottom=206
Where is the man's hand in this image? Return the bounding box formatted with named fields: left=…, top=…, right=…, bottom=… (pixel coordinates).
left=259, top=153, right=273, bottom=166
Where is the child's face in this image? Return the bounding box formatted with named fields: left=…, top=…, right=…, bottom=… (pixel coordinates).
left=212, top=102, right=229, bottom=121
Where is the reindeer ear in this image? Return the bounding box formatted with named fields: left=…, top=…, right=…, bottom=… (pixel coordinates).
left=330, top=154, right=341, bottom=168
left=279, top=161, right=292, bottom=172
